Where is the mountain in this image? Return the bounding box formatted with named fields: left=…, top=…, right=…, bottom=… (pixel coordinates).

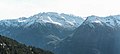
left=54, top=15, right=120, bottom=54
left=0, top=35, right=53, bottom=54
left=1, top=12, right=120, bottom=54
left=0, top=12, right=84, bottom=51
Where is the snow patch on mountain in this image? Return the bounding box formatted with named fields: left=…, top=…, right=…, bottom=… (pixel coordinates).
left=44, top=16, right=62, bottom=26
left=93, top=20, right=101, bottom=23
left=18, top=20, right=26, bottom=22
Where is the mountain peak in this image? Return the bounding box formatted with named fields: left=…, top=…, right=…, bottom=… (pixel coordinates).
left=20, top=12, right=84, bottom=28
left=82, top=15, right=120, bottom=28
left=86, top=15, right=100, bottom=22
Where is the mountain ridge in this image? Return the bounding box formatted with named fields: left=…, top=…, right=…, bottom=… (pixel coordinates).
left=54, top=14, right=120, bottom=54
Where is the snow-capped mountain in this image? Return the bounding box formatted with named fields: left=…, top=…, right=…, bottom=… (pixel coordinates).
left=0, top=12, right=84, bottom=52
left=54, top=15, right=120, bottom=54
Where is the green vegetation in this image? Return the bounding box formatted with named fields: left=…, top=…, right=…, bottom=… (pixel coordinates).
left=0, top=35, right=53, bottom=54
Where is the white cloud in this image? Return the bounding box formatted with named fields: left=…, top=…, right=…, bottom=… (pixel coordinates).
left=0, top=0, right=120, bottom=19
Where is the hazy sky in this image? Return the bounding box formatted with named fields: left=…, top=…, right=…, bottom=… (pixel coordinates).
left=0, top=0, right=120, bottom=19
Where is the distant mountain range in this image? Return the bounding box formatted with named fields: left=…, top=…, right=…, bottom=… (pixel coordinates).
left=0, top=35, right=53, bottom=54
left=0, top=12, right=120, bottom=54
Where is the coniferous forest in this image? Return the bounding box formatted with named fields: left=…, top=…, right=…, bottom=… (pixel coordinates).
left=0, top=35, right=53, bottom=54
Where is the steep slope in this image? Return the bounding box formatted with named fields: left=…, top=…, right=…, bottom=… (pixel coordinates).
left=0, top=12, right=84, bottom=51
left=0, top=35, right=53, bottom=54
left=54, top=15, right=120, bottom=54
